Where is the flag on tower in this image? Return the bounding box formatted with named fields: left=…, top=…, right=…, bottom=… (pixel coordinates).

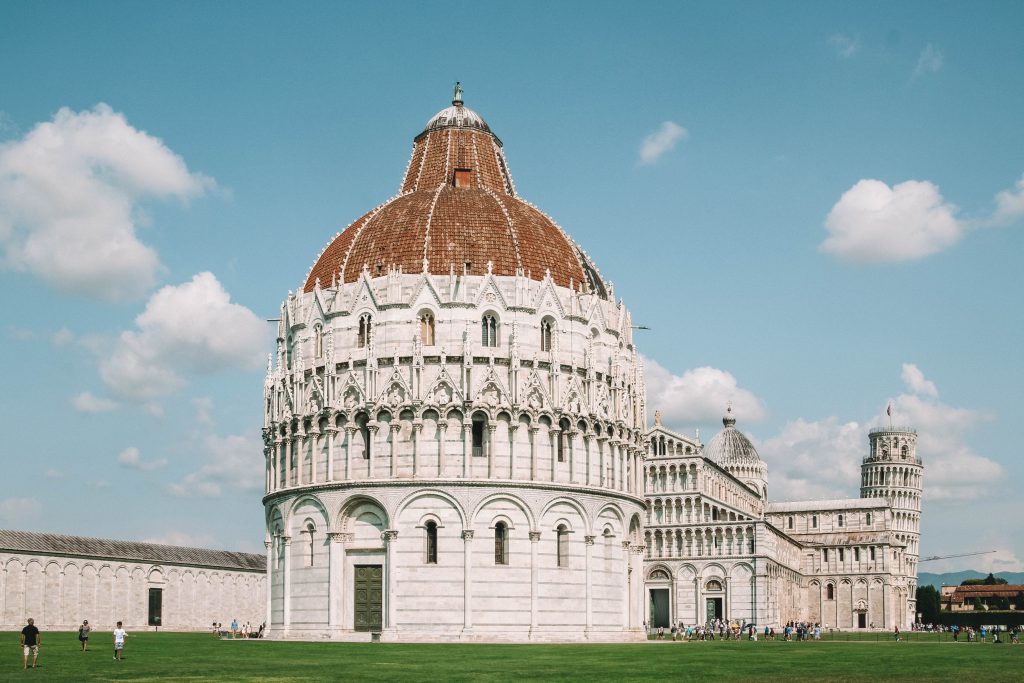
left=886, top=403, right=892, bottom=417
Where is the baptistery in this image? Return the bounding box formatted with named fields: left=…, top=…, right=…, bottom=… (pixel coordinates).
left=262, top=86, right=648, bottom=641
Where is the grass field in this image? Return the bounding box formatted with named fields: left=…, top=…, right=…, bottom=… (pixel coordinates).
left=4, top=631, right=1021, bottom=682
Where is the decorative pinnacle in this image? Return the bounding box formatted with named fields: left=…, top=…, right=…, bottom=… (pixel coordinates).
left=453, top=81, right=464, bottom=106
left=723, top=402, right=736, bottom=428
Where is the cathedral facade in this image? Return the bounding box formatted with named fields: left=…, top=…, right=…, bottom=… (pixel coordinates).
left=260, top=89, right=922, bottom=641
left=643, top=410, right=922, bottom=631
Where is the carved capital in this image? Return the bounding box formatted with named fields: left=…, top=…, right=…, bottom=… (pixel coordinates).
left=264, top=540, right=272, bottom=549
left=281, top=536, right=292, bottom=545
left=462, top=530, right=475, bottom=542
left=382, top=529, right=399, bottom=542
left=529, top=531, right=542, bottom=542
left=584, top=535, right=596, bottom=545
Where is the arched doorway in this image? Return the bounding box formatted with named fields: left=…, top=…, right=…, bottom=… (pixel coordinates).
left=647, top=568, right=672, bottom=628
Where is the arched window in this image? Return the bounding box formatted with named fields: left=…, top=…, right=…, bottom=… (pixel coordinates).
left=812, top=515, right=818, bottom=529
left=854, top=547, right=860, bottom=562
left=866, top=512, right=873, bottom=526
left=425, top=521, right=438, bottom=564
left=557, top=419, right=569, bottom=462
left=357, top=314, right=372, bottom=348
left=471, top=413, right=487, bottom=457
left=481, top=314, right=497, bottom=347
left=838, top=514, right=844, bottom=528
left=556, top=524, right=569, bottom=567
left=494, top=522, right=508, bottom=565
left=313, top=324, right=323, bottom=358
left=787, top=516, right=794, bottom=530
left=900, top=445, right=908, bottom=458
left=540, top=318, right=554, bottom=352
left=826, top=584, right=835, bottom=600
left=823, top=548, right=829, bottom=563
left=870, top=546, right=876, bottom=561
left=357, top=415, right=371, bottom=460
left=419, top=312, right=435, bottom=346
left=286, top=336, right=293, bottom=370
left=839, top=548, right=845, bottom=562
left=304, top=523, right=316, bottom=567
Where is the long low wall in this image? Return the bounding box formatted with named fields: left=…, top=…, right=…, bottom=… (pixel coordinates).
left=1, top=550, right=266, bottom=632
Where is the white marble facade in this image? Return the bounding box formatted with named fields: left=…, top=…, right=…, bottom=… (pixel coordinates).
left=642, top=415, right=922, bottom=631
left=0, top=532, right=266, bottom=632
left=262, top=268, right=649, bottom=641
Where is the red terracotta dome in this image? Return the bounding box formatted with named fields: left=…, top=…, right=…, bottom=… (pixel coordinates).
left=304, top=90, right=608, bottom=298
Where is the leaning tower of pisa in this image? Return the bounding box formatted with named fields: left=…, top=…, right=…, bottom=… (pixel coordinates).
left=860, top=426, right=923, bottom=626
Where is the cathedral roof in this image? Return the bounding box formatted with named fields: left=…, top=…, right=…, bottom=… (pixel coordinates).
left=0, top=529, right=265, bottom=572
left=705, top=405, right=763, bottom=466
left=304, top=86, right=608, bottom=298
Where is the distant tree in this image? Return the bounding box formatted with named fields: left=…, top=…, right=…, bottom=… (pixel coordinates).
left=1017, top=592, right=1024, bottom=611
left=995, top=597, right=1011, bottom=610
left=961, top=579, right=985, bottom=586
left=983, top=573, right=1007, bottom=585
left=916, top=585, right=941, bottom=623
left=973, top=597, right=984, bottom=611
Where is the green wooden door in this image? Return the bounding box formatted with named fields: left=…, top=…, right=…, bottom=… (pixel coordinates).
left=354, top=565, right=383, bottom=632
left=706, top=597, right=717, bottom=622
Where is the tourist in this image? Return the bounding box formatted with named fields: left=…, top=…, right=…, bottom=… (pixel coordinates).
left=113, top=621, right=127, bottom=660
left=79, top=619, right=91, bottom=651
left=980, top=625, right=987, bottom=643
left=894, top=625, right=900, bottom=642
left=231, top=618, right=238, bottom=639
left=20, top=618, right=40, bottom=670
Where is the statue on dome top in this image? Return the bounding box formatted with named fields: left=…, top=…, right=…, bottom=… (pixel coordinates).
left=453, top=81, right=464, bottom=105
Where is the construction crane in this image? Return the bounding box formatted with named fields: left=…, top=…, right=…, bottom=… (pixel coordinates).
left=918, top=550, right=996, bottom=562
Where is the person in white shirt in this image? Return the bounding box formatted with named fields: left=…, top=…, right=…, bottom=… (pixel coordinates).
left=113, top=621, right=127, bottom=660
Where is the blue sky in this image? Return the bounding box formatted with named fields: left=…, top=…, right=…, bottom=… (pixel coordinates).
left=1, top=2, right=1021, bottom=572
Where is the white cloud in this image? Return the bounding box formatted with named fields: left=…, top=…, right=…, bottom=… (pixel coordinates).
left=100, top=272, right=267, bottom=401
left=117, top=446, right=167, bottom=471
left=167, top=430, right=264, bottom=498
left=72, top=391, right=119, bottom=413
left=991, top=175, right=1024, bottom=226
left=142, top=531, right=217, bottom=548
left=913, top=43, right=944, bottom=77
left=758, top=417, right=864, bottom=501
left=644, top=356, right=765, bottom=427
left=829, top=33, right=859, bottom=58
left=44, top=468, right=64, bottom=480
left=194, top=397, right=215, bottom=427
left=52, top=327, right=75, bottom=347
left=638, top=121, right=688, bottom=165
left=888, top=393, right=1000, bottom=501
left=0, top=104, right=213, bottom=301
left=900, top=363, right=938, bottom=398
left=0, top=497, right=41, bottom=526
left=821, top=179, right=963, bottom=263
left=6, top=326, right=34, bottom=341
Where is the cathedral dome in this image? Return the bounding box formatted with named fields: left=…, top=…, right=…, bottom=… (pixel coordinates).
left=705, top=405, right=762, bottom=465
left=304, top=86, right=608, bottom=298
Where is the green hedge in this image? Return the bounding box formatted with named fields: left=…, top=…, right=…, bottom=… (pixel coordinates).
left=937, top=611, right=1024, bottom=628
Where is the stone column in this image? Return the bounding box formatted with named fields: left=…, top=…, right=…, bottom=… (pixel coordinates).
left=412, top=421, right=422, bottom=478
left=310, top=426, right=320, bottom=484
left=529, top=531, right=541, bottom=632
left=724, top=576, right=732, bottom=622
left=282, top=536, right=292, bottom=629
left=297, top=426, right=307, bottom=485
left=325, top=425, right=337, bottom=482
left=345, top=426, right=355, bottom=480
left=633, top=545, right=646, bottom=629
left=528, top=427, right=538, bottom=481
left=567, top=430, right=576, bottom=483
left=383, top=530, right=398, bottom=630
left=585, top=535, right=595, bottom=632
left=462, top=530, right=474, bottom=633
left=389, top=422, right=399, bottom=478
left=620, top=444, right=627, bottom=493
left=273, top=438, right=282, bottom=491
left=487, top=424, right=497, bottom=478
left=622, top=541, right=631, bottom=629
left=367, top=422, right=379, bottom=479
left=284, top=434, right=293, bottom=487
left=694, top=577, right=702, bottom=625
left=582, top=434, right=592, bottom=486
left=550, top=428, right=560, bottom=482
left=463, top=422, right=472, bottom=479
left=327, top=532, right=343, bottom=631
left=597, top=436, right=607, bottom=488
left=264, top=540, right=273, bottom=628
left=508, top=423, right=518, bottom=479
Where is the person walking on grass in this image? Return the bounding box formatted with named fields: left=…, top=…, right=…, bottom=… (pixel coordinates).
left=894, top=625, right=900, bottom=642
left=20, top=618, right=40, bottom=669
left=78, top=620, right=91, bottom=651
left=113, top=621, right=127, bottom=660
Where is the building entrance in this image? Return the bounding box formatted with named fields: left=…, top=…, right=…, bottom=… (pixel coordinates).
left=354, top=565, right=383, bottom=632
left=858, top=612, right=867, bottom=629
left=649, top=589, right=670, bottom=628
left=706, top=597, right=723, bottom=623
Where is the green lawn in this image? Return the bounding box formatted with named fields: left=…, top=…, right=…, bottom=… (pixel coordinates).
left=4, top=631, right=1020, bottom=682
